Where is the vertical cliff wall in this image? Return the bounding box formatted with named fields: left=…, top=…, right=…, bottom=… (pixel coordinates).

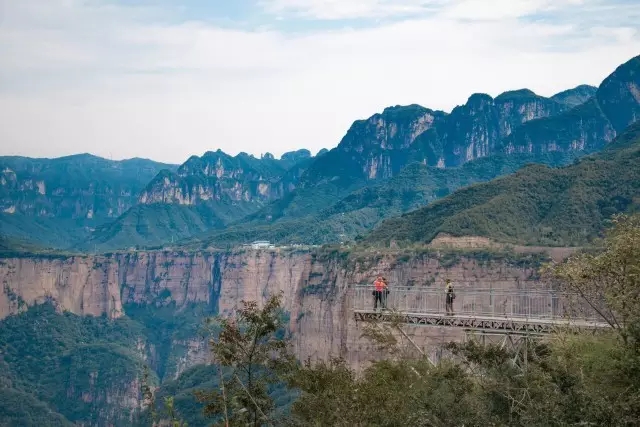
left=0, top=248, right=548, bottom=370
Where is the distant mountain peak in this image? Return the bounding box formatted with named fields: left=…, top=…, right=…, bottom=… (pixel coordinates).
left=381, top=104, right=431, bottom=115
left=466, top=93, right=493, bottom=103
left=280, top=149, right=311, bottom=164
left=551, top=84, right=598, bottom=108
left=495, top=88, right=539, bottom=101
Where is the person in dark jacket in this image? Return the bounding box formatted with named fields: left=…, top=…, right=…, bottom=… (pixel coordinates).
left=445, top=279, right=456, bottom=315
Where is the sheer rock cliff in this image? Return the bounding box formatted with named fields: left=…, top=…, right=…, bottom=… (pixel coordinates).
left=1, top=248, right=548, bottom=369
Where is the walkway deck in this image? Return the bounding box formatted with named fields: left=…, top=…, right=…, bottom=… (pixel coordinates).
left=353, top=286, right=611, bottom=334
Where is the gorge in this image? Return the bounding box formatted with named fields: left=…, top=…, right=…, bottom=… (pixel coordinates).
left=1, top=246, right=550, bottom=367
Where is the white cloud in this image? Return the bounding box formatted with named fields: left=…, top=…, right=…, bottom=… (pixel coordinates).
left=260, top=0, right=446, bottom=20
left=0, top=0, right=639, bottom=164
left=443, top=0, right=552, bottom=20
left=260, top=0, right=588, bottom=21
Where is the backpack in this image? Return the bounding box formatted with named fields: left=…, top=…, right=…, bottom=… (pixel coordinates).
left=447, top=287, right=455, bottom=300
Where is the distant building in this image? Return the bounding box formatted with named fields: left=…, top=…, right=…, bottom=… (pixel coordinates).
left=250, top=240, right=271, bottom=250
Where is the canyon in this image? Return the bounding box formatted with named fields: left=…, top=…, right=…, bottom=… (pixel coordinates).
left=1, top=247, right=550, bottom=372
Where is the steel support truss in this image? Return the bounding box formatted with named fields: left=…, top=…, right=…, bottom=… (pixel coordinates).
left=461, top=329, right=539, bottom=369
left=353, top=310, right=609, bottom=334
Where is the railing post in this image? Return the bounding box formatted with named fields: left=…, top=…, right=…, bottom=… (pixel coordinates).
left=490, top=288, right=494, bottom=318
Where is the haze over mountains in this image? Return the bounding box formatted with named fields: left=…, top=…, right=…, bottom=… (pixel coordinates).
left=1, top=55, right=639, bottom=252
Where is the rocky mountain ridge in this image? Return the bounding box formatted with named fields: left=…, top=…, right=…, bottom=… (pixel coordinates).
left=139, top=149, right=314, bottom=208
left=200, top=55, right=640, bottom=246
left=78, top=149, right=319, bottom=250
left=2, top=56, right=639, bottom=251
left=550, top=84, right=597, bottom=107
left=301, top=88, right=569, bottom=187
left=366, top=119, right=640, bottom=247
left=0, top=154, right=176, bottom=220
left=501, top=57, right=640, bottom=156
left=0, top=154, right=179, bottom=249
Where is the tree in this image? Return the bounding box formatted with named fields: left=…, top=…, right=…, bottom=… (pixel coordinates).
left=544, top=213, right=640, bottom=346
left=195, top=293, right=295, bottom=427
left=540, top=213, right=640, bottom=424
left=140, top=366, right=188, bottom=427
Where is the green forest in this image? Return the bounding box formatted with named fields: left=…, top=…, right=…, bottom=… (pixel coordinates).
left=0, top=298, right=218, bottom=426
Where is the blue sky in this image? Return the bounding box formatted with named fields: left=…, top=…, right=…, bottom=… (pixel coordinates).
left=0, top=0, right=639, bottom=163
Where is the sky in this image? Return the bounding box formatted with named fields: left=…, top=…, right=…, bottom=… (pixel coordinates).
left=0, top=0, right=639, bottom=164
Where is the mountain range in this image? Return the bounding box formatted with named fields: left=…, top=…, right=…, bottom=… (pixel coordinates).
left=189, top=55, right=640, bottom=248
left=1, top=54, right=639, bottom=251
left=366, top=120, right=640, bottom=247
left=2, top=54, right=640, bottom=427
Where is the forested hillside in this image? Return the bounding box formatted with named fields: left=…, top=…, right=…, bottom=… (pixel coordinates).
left=193, top=150, right=585, bottom=248
left=366, top=121, right=640, bottom=247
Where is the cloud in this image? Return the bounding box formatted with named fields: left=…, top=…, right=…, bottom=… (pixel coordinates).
left=260, top=0, right=447, bottom=20
left=0, top=0, right=639, bottom=163
left=259, top=0, right=591, bottom=21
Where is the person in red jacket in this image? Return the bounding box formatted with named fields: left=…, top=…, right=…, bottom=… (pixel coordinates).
left=373, top=275, right=388, bottom=310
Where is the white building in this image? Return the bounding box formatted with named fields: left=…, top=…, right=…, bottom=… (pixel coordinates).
left=250, top=240, right=271, bottom=250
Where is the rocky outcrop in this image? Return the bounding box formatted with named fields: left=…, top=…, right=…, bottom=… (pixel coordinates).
left=0, top=154, right=175, bottom=221
left=138, top=150, right=314, bottom=208
left=0, top=248, right=550, bottom=370
left=300, top=56, right=640, bottom=189
left=503, top=55, right=640, bottom=155
left=551, top=84, right=597, bottom=108
left=440, top=89, right=567, bottom=166
left=301, top=88, right=573, bottom=188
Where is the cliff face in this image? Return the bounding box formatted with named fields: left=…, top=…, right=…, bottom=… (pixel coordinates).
left=138, top=150, right=313, bottom=209
left=299, top=56, right=640, bottom=192
left=0, top=248, right=554, bottom=426
left=0, top=249, right=547, bottom=369
left=301, top=89, right=569, bottom=187
left=503, top=55, right=640, bottom=155
left=440, top=90, right=567, bottom=166
left=0, top=154, right=175, bottom=221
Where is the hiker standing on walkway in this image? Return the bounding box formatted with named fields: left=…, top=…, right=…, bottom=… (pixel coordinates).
left=382, top=276, right=390, bottom=309
left=373, top=275, right=388, bottom=311
left=445, top=279, right=456, bottom=315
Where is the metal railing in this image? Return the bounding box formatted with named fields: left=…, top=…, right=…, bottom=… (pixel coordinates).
left=353, top=286, right=607, bottom=324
